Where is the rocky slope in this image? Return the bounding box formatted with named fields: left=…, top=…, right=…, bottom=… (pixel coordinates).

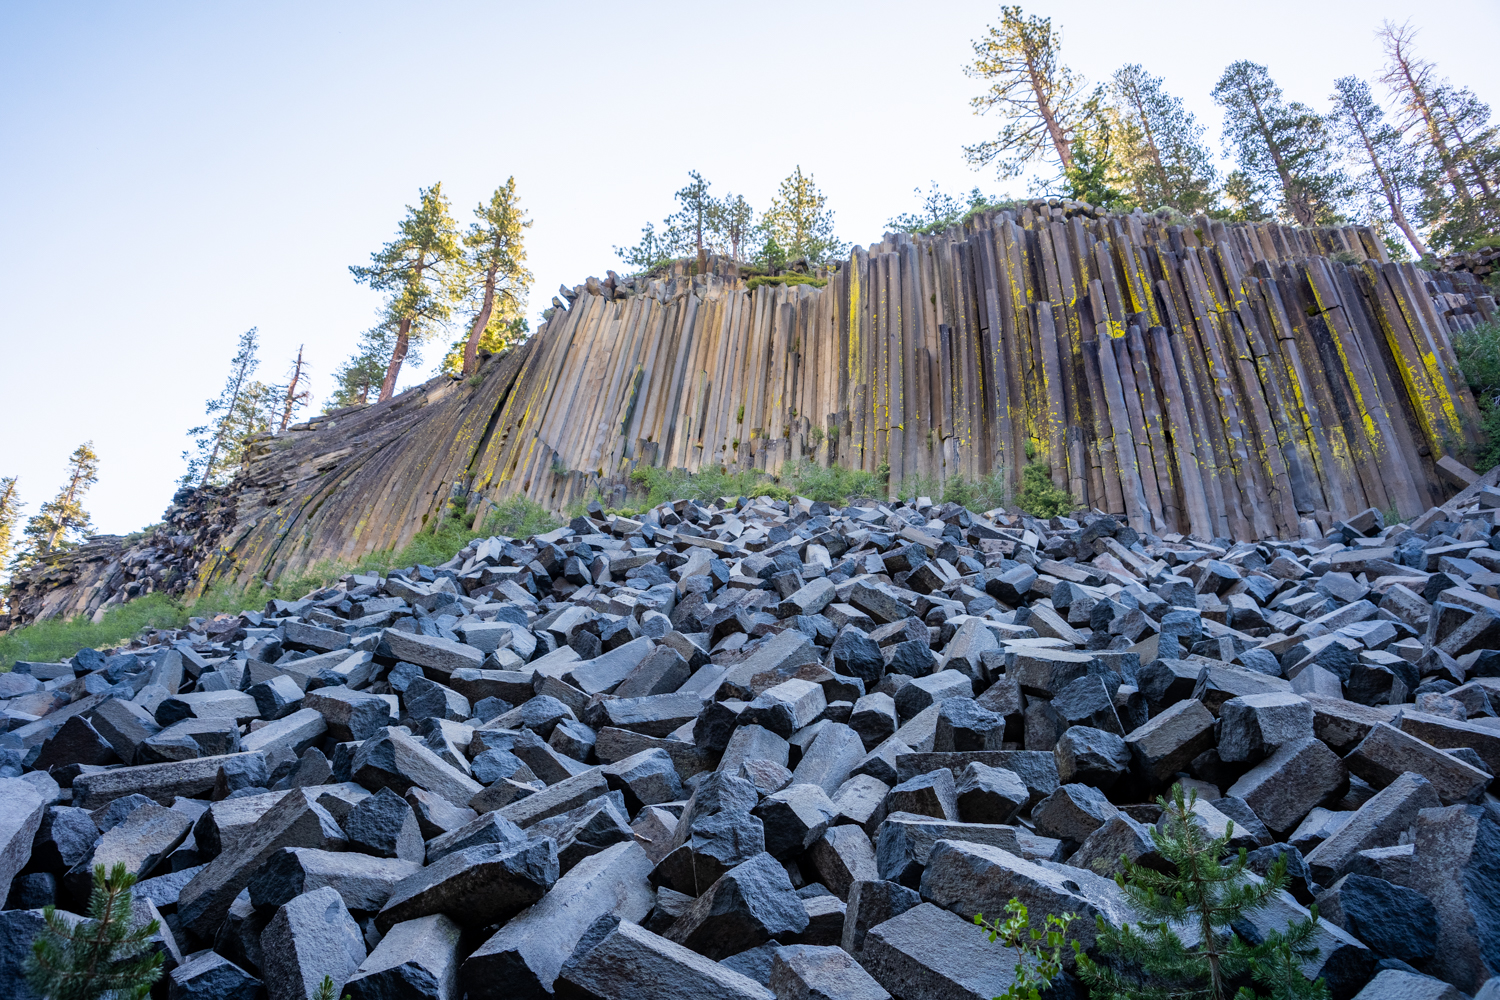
left=2, top=482, right=1499, bottom=999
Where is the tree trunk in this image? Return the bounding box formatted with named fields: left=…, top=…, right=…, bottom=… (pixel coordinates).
left=201, top=363, right=250, bottom=487
left=1130, top=88, right=1174, bottom=205
left=1391, top=47, right=1470, bottom=204
left=463, top=268, right=498, bottom=376
left=1247, top=89, right=1314, bottom=226
left=278, top=346, right=305, bottom=433
left=379, top=317, right=412, bottom=403
left=1350, top=110, right=1428, bottom=257
left=1026, top=56, right=1074, bottom=173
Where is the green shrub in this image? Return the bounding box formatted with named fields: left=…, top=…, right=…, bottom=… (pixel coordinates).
left=778, top=461, right=887, bottom=506
left=1016, top=462, right=1075, bottom=517
left=941, top=467, right=1014, bottom=513
left=484, top=495, right=562, bottom=539
left=1452, top=320, right=1500, bottom=471
left=975, top=899, right=1078, bottom=1000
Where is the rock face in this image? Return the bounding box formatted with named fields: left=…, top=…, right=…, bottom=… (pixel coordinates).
left=6, top=208, right=1485, bottom=633
left=5, top=459, right=1500, bottom=999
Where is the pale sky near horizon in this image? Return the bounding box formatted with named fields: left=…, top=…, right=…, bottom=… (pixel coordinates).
left=2, top=1, right=1497, bottom=539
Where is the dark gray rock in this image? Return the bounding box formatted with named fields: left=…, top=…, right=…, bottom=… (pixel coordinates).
left=556, top=916, right=774, bottom=999
left=752, top=783, right=837, bottom=859
left=343, top=787, right=425, bottom=863
left=247, top=847, right=420, bottom=913
left=460, top=841, right=655, bottom=1000
left=167, top=950, right=263, bottom=1000
left=1316, top=874, right=1438, bottom=963
left=259, top=886, right=366, bottom=1000
left=344, top=913, right=462, bottom=1000
left=859, top=901, right=1021, bottom=1000
left=664, top=852, right=809, bottom=960
left=954, top=762, right=1028, bottom=825
left=376, top=840, right=557, bottom=932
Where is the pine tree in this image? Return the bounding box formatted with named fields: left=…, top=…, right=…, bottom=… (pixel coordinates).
left=762, top=166, right=844, bottom=265
left=1106, top=64, right=1218, bottom=214
left=440, top=314, right=527, bottom=377
left=275, top=345, right=312, bottom=433
left=25, top=862, right=163, bottom=1000
left=1328, top=76, right=1427, bottom=257
left=708, top=193, right=757, bottom=264
left=1064, top=90, right=1133, bottom=211
left=963, top=5, right=1088, bottom=180
left=183, top=328, right=261, bottom=486
left=1075, top=784, right=1327, bottom=1000
left=21, top=443, right=100, bottom=564
left=1376, top=22, right=1499, bottom=252
left=614, top=220, right=678, bottom=274
left=350, top=183, right=464, bottom=402
left=327, top=311, right=411, bottom=411
left=1213, top=62, right=1349, bottom=227
left=668, top=171, right=714, bottom=275
left=458, top=177, right=533, bottom=376
left=0, top=476, right=21, bottom=573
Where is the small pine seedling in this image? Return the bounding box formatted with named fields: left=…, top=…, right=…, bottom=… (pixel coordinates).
left=25, top=862, right=163, bottom=1000
left=1075, top=783, right=1328, bottom=1000
left=314, top=974, right=352, bottom=1000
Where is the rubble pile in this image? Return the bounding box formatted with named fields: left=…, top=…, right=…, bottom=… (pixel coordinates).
left=3, top=486, right=1499, bottom=1000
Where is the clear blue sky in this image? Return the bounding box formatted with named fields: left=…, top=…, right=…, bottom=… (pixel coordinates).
left=2, top=1, right=1496, bottom=538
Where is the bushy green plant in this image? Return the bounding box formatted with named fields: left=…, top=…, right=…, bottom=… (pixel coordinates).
left=942, top=467, right=1014, bottom=513
left=1016, top=462, right=1075, bottom=517
left=975, top=898, right=1078, bottom=1000
left=26, top=863, right=163, bottom=1000
left=484, top=495, right=562, bottom=538
left=1452, top=320, right=1500, bottom=471
left=1076, top=784, right=1327, bottom=1000
left=778, top=461, right=886, bottom=506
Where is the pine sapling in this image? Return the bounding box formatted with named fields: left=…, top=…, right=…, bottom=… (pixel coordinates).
left=976, top=898, right=1078, bottom=1000
left=313, top=975, right=351, bottom=1000
left=25, top=863, right=163, bottom=1000
left=1075, top=783, right=1327, bottom=1000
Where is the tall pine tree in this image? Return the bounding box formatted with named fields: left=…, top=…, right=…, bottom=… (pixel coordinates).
left=1213, top=62, right=1349, bottom=227
left=183, top=328, right=265, bottom=487
left=327, top=310, right=411, bottom=411
left=350, top=184, right=464, bottom=402
left=274, top=346, right=312, bottom=433
left=22, top=443, right=99, bottom=563
left=1328, top=76, right=1427, bottom=257
left=1376, top=21, right=1499, bottom=251
left=762, top=166, right=844, bottom=265
left=963, top=5, right=1088, bottom=180
left=1107, top=64, right=1218, bottom=214
left=0, top=476, right=21, bottom=579
left=709, top=193, right=757, bottom=263
left=458, top=177, right=532, bottom=376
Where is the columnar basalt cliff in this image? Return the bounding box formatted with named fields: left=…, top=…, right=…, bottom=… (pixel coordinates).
left=8, top=203, right=1498, bottom=626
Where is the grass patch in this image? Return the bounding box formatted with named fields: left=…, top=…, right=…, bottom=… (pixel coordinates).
left=1450, top=320, right=1500, bottom=471
left=778, top=461, right=887, bottom=506
left=744, top=273, right=827, bottom=293
left=1, top=495, right=562, bottom=670
left=939, top=468, right=1015, bottom=513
